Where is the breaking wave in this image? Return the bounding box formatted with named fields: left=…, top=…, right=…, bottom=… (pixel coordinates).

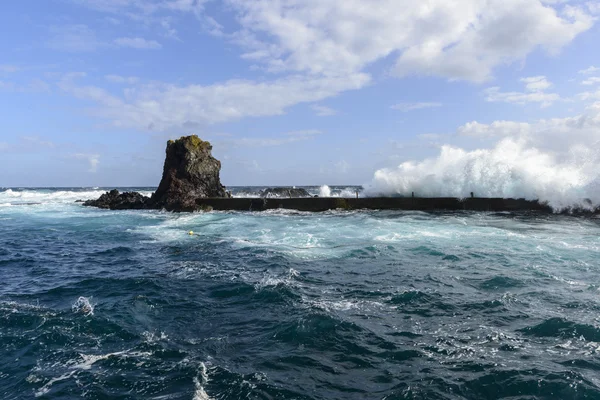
left=365, top=138, right=600, bottom=210
left=0, top=188, right=154, bottom=205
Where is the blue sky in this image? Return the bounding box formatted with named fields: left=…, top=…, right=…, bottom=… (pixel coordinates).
left=1, top=0, right=600, bottom=188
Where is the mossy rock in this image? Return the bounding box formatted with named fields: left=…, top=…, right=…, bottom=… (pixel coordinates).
left=186, top=135, right=211, bottom=150
left=167, top=135, right=212, bottom=151
left=197, top=204, right=213, bottom=212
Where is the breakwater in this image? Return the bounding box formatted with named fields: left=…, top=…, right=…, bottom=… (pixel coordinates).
left=196, top=197, right=556, bottom=212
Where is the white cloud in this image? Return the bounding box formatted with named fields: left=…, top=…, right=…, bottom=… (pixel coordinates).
left=51, top=1, right=598, bottom=132
left=579, top=65, right=600, bottom=74
left=311, top=104, right=337, bottom=116
left=72, top=153, right=100, bottom=173
left=484, top=76, right=560, bottom=107
left=57, top=72, right=369, bottom=130
left=458, top=120, right=533, bottom=138
left=581, top=76, right=600, bottom=85
left=391, top=102, right=442, bottom=112
left=578, top=89, right=600, bottom=101
left=114, top=37, right=162, bottom=49
left=458, top=106, right=600, bottom=151
left=227, top=0, right=594, bottom=82
left=105, top=75, right=140, bottom=84
left=521, top=76, right=553, bottom=91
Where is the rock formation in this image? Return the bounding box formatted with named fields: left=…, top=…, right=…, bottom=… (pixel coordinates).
left=83, top=135, right=229, bottom=211
left=83, top=189, right=149, bottom=209
left=259, top=187, right=312, bottom=198
left=150, top=135, right=229, bottom=210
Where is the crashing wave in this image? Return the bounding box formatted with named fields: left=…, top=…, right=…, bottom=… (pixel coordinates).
left=365, top=138, right=600, bottom=211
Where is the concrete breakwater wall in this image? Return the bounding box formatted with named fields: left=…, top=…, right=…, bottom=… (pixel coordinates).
left=196, top=197, right=555, bottom=213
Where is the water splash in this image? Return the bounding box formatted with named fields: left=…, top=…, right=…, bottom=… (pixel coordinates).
left=72, top=296, right=95, bottom=316
left=193, top=362, right=212, bottom=400
left=365, top=138, right=600, bottom=211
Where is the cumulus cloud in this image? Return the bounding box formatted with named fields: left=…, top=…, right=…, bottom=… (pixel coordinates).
left=57, top=72, right=369, bottom=130
left=521, top=76, right=553, bottom=91
left=52, top=1, right=597, bottom=132
left=581, top=76, right=600, bottom=85
left=72, top=0, right=596, bottom=83
left=227, top=0, right=594, bottom=82
left=391, top=102, right=442, bottom=112
left=578, top=89, right=600, bottom=101
left=579, top=65, right=600, bottom=74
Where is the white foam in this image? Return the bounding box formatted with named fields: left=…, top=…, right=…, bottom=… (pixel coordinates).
left=365, top=138, right=600, bottom=211
left=0, top=189, right=154, bottom=206
left=72, top=296, right=95, bottom=316
left=34, top=371, right=76, bottom=397
left=319, top=185, right=332, bottom=197
left=193, top=362, right=213, bottom=400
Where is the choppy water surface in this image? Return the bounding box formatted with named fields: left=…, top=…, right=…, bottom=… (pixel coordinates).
left=1, top=188, right=600, bottom=399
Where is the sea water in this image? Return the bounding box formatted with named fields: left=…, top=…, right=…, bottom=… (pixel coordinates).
left=1, top=188, right=600, bottom=399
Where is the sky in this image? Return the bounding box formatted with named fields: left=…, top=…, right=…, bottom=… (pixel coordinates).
left=1, top=0, right=600, bottom=188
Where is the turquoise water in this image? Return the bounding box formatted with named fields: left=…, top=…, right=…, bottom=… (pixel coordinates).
left=1, top=188, right=600, bottom=399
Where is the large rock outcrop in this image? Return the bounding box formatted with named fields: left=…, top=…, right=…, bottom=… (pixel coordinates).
left=83, top=135, right=229, bottom=211
left=150, top=135, right=229, bottom=210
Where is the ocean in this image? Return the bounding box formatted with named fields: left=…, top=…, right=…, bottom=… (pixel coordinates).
left=1, top=187, right=600, bottom=399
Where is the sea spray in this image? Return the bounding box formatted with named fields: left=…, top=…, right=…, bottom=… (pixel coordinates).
left=365, top=138, right=600, bottom=211
left=319, top=185, right=332, bottom=197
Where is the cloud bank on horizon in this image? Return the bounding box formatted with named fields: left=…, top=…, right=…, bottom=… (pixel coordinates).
left=0, top=0, right=600, bottom=195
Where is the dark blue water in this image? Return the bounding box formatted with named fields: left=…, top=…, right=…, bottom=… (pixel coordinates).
left=1, top=188, right=600, bottom=399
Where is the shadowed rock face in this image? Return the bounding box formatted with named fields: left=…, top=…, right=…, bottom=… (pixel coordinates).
left=83, top=189, right=149, bottom=209
left=150, top=135, right=229, bottom=210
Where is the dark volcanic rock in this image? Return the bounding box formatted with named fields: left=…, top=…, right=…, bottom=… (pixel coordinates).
left=260, top=187, right=312, bottom=198
left=150, top=135, right=229, bottom=210
left=83, top=189, right=149, bottom=210
left=82, top=135, right=229, bottom=212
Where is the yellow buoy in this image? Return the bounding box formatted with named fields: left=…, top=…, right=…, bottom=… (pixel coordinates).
left=188, top=231, right=194, bottom=235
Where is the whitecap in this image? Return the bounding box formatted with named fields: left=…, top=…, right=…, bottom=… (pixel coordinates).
left=72, top=296, right=95, bottom=316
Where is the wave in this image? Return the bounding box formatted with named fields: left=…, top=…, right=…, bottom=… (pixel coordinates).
left=229, top=186, right=361, bottom=198
left=365, top=138, right=600, bottom=211
left=0, top=188, right=154, bottom=205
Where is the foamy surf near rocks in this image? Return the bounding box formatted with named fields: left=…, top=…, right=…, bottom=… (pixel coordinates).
left=259, top=187, right=312, bottom=198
